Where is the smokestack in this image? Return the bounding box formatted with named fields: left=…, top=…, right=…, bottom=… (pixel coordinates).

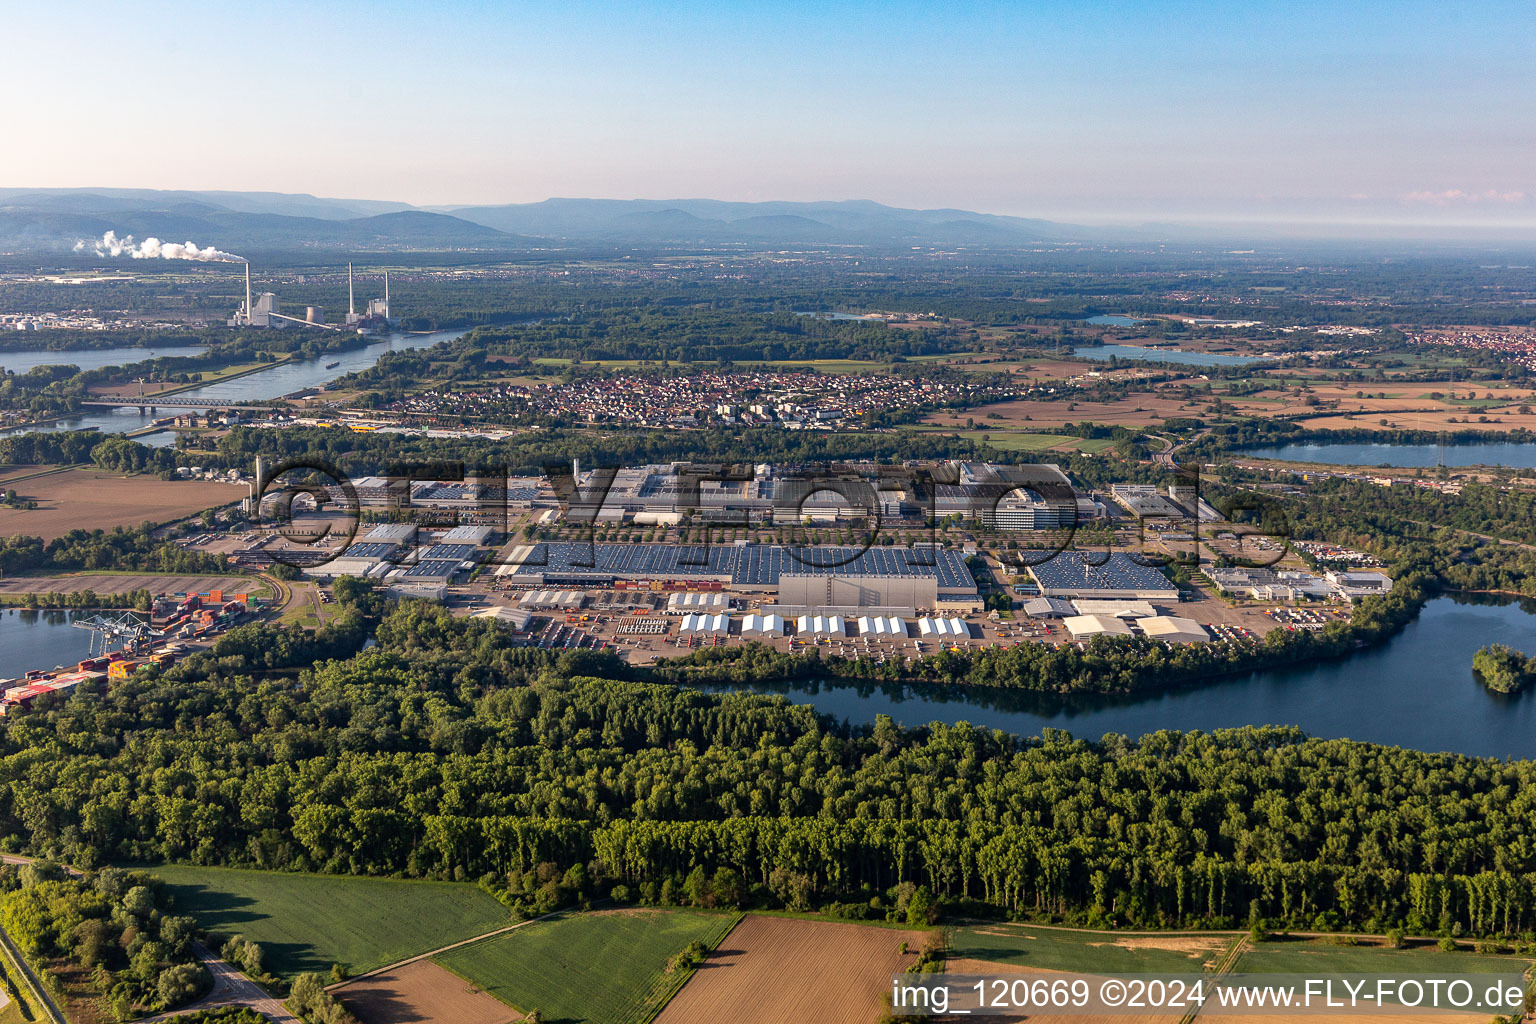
left=244, top=262, right=252, bottom=326
left=384, top=270, right=389, bottom=305
left=348, top=263, right=355, bottom=318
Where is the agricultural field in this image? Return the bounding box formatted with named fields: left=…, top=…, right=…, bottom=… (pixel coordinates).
left=0, top=573, right=257, bottom=598
left=148, top=864, right=512, bottom=979
left=436, top=908, right=737, bottom=1024
left=654, top=914, right=928, bottom=1024
left=0, top=468, right=244, bottom=541
left=335, top=960, right=514, bottom=1024
left=1233, top=937, right=1534, bottom=976
left=925, top=377, right=1536, bottom=434
left=918, top=429, right=1119, bottom=454
left=948, top=922, right=1237, bottom=974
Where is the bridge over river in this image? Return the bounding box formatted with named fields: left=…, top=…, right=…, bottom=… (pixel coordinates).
left=79, top=398, right=292, bottom=412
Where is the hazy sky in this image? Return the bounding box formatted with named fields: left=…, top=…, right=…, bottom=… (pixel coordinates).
left=8, top=0, right=1535, bottom=228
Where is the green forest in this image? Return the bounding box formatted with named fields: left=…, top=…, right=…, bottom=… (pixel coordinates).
left=1, top=597, right=1535, bottom=942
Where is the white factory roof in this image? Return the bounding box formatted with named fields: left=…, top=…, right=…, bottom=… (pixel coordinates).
left=679, top=612, right=730, bottom=634
left=666, top=591, right=729, bottom=613
left=519, top=589, right=586, bottom=609
left=439, top=524, right=495, bottom=545
left=856, top=615, right=908, bottom=637
left=365, top=523, right=419, bottom=542
left=741, top=612, right=786, bottom=636
left=1071, top=599, right=1157, bottom=619
left=472, top=606, right=534, bottom=630
left=301, top=557, right=379, bottom=579
left=1022, top=597, right=1075, bottom=617
left=917, top=616, right=970, bottom=637
left=1136, top=615, right=1209, bottom=643
left=1064, top=614, right=1134, bottom=639
left=796, top=614, right=846, bottom=636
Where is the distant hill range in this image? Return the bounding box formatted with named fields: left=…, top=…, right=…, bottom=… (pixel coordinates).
left=0, top=188, right=1085, bottom=253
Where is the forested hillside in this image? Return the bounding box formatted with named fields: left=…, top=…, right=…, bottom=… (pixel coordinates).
left=2, top=599, right=1534, bottom=939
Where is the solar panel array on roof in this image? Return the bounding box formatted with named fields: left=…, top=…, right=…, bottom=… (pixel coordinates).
left=422, top=543, right=478, bottom=561
left=1028, top=552, right=1177, bottom=593
left=401, top=559, right=461, bottom=579
left=506, top=543, right=972, bottom=588
left=342, top=542, right=403, bottom=560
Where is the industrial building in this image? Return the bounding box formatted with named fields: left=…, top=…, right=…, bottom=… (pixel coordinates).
left=563, top=460, right=1077, bottom=529
left=1137, top=616, right=1209, bottom=643
left=1029, top=552, right=1179, bottom=600
left=797, top=614, right=847, bottom=637
left=666, top=592, right=730, bottom=615
left=472, top=606, right=534, bottom=630
left=917, top=616, right=971, bottom=638
left=741, top=612, right=786, bottom=637
left=1021, top=597, right=1075, bottom=618
left=1071, top=599, right=1159, bottom=619
left=679, top=613, right=730, bottom=635
left=1064, top=614, right=1134, bottom=639
left=495, top=543, right=978, bottom=610
left=856, top=615, right=908, bottom=637
left=520, top=590, right=587, bottom=610
left=1326, top=570, right=1394, bottom=601
left=1111, top=484, right=1191, bottom=521
left=231, top=262, right=393, bottom=331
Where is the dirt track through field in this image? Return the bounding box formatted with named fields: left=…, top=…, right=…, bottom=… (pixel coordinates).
left=654, top=915, right=927, bottom=1024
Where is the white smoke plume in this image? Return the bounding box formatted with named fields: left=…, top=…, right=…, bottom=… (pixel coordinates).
left=78, top=230, right=244, bottom=263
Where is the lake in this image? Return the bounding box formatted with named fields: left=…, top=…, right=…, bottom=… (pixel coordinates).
left=1, top=328, right=469, bottom=443
left=1084, top=315, right=1147, bottom=326
left=1073, top=344, right=1268, bottom=367
left=0, top=345, right=209, bottom=375
left=699, top=595, right=1536, bottom=759
left=7, top=594, right=1534, bottom=758
left=1246, top=441, right=1536, bottom=469
left=0, top=609, right=146, bottom=680
left=794, top=311, right=883, bottom=321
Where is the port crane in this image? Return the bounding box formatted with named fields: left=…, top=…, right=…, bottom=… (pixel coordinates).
left=70, top=612, right=164, bottom=658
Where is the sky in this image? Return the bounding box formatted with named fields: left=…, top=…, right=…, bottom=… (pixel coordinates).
left=7, top=0, right=1536, bottom=230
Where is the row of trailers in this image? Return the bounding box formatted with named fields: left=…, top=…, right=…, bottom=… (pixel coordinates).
left=673, top=612, right=972, bottom=639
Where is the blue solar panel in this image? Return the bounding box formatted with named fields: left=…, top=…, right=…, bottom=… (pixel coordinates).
left=422, top=543, right=477, bottom=561
left=403, top=559, right=462, bottom=578
left=1027, top=552, right=1176, bottom=591
left=509, top=543, right=971, bottom=587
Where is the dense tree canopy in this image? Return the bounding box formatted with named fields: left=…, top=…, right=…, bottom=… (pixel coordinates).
left=1, top=600, right=1534, bottom=940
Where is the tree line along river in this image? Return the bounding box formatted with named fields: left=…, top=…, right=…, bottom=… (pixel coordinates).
left=5, top=595, right=1534, bottom=758
left=0, top=328, right=469, bottom=444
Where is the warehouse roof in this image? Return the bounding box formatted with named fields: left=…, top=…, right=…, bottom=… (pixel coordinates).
left=1137, top=615, right=1209, bottom=643
left=1064, top=614, right=1134, bottom=639
left=1029, top=552, right=1177, bottom=595
left=502, top=542, right=973, bottom=588
left=400, top=559, right=461, bottom=580
left=741, top=612, right=786, bottom=635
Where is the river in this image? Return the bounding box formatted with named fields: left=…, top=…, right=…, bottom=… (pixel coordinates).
left=0, top=345, right=209, bottom=375
left=1, top=328, right=469, bottom=444
left=1246, top=441, right=1536, bottom=469
left=699, top=595, right=1536, bottom=759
